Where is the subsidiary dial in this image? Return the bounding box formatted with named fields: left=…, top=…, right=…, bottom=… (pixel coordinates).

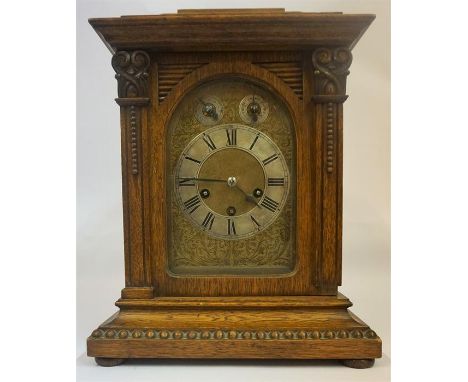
left=239, top=94, right=269, bottom=124
left=195, top=95, right=224, bottom=125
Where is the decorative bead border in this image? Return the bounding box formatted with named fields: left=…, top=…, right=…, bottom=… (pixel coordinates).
left=91, top=328, right=378, bottom=341
left=326, top=102, right=335, bottom=173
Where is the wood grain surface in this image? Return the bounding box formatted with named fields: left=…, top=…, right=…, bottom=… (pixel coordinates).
left=89, top=10, right=375, bottom=53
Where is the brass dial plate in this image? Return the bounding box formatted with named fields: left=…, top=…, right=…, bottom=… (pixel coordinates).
left=166, top=78, right=295, bottom=276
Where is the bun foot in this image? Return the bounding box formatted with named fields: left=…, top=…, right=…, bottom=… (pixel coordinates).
left=341, top=359, right=375, bottom=369
left=95, top=357, right=126, bottom=367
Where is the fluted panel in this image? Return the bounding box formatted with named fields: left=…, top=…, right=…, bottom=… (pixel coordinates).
left=158, top=63, right=207, bottom=102
left=254, top=61, right=303, bottom=99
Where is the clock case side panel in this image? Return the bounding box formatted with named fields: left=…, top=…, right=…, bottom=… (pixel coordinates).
left=310, top=47, right=353, bottom=289
left=111, top=50, right=155, bottom=300
left=149, top=52, right=325, bottom=296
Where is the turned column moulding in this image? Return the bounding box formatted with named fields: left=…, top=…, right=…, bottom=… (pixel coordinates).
left=111, top=50, right=151, bottom=176
left=311, top=47, right=352, bottom=174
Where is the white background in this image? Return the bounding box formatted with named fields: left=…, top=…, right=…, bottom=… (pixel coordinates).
left=76, top=1, right=390, bottom=381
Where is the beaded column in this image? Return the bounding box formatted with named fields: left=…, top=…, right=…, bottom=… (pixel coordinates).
left=112, top=50, right=153, bottom=298
left=311, top=47, right=352, bottom=288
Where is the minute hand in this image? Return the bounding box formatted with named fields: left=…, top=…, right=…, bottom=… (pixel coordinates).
left=178, top=177, right=226, bottom=183
left=234, top=184, right=262, bottom=208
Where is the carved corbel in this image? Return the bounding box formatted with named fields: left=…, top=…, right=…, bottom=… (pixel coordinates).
left=112, top=50, right=151, bottom=175
left=312, top=47, right=352, bottom=174
left=312, top=47, right=352, bottom=97
left=112, top=50, right=150, bottom=98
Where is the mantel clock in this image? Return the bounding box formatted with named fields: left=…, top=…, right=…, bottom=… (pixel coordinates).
left=87, top=9, right=381, bottom=368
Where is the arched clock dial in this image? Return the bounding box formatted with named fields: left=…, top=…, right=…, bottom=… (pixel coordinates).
left=174, top=124, right=289, bottom=240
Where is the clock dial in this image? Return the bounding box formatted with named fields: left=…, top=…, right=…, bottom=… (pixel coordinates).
left=174, top=124, right=289, bottom=240
left=167, top=78, right=295, bottom=276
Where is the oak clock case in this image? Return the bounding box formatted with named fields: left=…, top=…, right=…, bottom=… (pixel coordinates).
left=87, top=9, right=381, bottom=369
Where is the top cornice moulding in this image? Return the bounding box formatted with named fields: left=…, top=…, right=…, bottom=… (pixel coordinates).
left=89, top=9, right=375, bottom=54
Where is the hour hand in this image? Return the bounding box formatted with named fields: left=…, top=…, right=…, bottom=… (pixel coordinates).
left=177, top=177, right=226, bottom=183
left=245, top=194, right=262, bottom=208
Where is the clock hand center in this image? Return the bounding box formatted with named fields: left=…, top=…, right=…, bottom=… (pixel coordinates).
left=227, top=176, right=237, bottom=187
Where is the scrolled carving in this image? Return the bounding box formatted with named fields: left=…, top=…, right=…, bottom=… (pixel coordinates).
left=312, top=47, right=350, bottom=175
left=112, top=50, right=150, bottom=98
left=312, top=47, right=352, bottom=96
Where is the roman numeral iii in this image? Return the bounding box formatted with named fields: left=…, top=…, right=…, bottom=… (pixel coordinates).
left=267, top=177, right=285, bottom=186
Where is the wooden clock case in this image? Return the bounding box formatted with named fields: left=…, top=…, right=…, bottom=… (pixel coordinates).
left=87, top=9, right=381, bottom=368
